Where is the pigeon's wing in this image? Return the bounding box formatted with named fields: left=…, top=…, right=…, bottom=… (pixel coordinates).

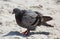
left=21, top=11, right=40, bottom=30
left=34, top=11, right=42, bottom=26
left=22, top=12, right=37, bottom=26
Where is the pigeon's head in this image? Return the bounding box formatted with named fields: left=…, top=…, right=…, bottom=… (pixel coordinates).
left=12, top=8, right=26, bottom=15
left=12, top=8, right=21, bottom=14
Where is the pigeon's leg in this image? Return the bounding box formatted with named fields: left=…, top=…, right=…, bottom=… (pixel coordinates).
left=22, top=29, right=30, bottom=35
left=42, top=22, right=54, bottom=27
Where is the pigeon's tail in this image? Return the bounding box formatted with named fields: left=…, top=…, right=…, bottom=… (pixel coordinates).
left=41, top=16, right=54, bottom=27
left=42, top=16, right=53, bottom=22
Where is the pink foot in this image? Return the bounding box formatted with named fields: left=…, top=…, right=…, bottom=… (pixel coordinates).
left=22, top=30, right=30, bottom=35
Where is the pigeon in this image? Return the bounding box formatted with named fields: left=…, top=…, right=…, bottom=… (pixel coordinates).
left=12, top=8, right=54, bottom=35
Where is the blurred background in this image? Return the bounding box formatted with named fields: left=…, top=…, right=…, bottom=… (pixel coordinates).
left=0, top=0, right=60, bottom=39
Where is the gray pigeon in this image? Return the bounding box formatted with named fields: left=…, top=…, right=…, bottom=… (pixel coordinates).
left=12, top=8, right=54, bottom=35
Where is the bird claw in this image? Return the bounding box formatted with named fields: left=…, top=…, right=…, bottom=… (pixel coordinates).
left=22, top=30, right=30, bottom=36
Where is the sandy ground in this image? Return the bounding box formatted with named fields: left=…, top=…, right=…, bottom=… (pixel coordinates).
left=0, top=0, right=60, bottom=39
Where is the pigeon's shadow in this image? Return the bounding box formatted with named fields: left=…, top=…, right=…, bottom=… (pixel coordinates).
left=3, top=31, right=50, bottom=37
